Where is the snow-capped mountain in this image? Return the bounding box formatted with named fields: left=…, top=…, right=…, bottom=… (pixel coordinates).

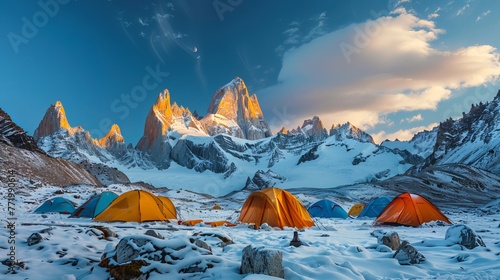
left=410, top=91, right=500, bottom=173
left=0, top=108, right=101, bottom=187
left=136, top=89, right=206, bottom=169
left=203, top=77, right=272, bottom=140
left=0, top=108, right=42, bottom=153
left=34, top=101, right=153, bottom=169
left=30, top=78, right=500, bottom=196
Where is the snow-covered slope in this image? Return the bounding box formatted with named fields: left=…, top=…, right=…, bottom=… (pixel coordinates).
left=0, top=109, right=101, bottom=187
left=381, top=126, right=437, bottom=159
left=413, top=91, right=500, bottom=173
left=0, top=108, right=42, bottom=153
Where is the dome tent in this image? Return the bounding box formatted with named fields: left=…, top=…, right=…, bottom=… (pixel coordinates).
left=348, top=203, right=365, bottom=217
left=70, top=191, right=118, bottom=218
left=238, top=187, right=314, bottom=229
left=94, top=190, right=176, bottom=222
left=308, top=199, right=349, bottom=219
left=358, top=196, right=393, bottom=218
left=375, top=192, right=452, bottom=227
left=34, top=197, right=75, bottom=214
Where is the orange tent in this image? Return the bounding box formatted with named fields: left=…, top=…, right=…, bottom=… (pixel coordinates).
left=375, top=192, right=451, bottom=227
left=94, top=190, right=176, bottom=222
left=348, top=203, right=365, bottom=217
left=238, top=187, right=314, bottom=229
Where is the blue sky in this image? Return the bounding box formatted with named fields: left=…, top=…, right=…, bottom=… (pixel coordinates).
left=2, top=0, right=500, bottom=144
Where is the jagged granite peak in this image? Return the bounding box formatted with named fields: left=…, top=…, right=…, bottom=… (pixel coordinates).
left=136, top=89, right=175, bottom=168
left=412, top=95, right=500, bottom=173
left=34, top=100, right=82, bottom=140
left=381, top=126, right=438, bottom=159
left=278, top=127, right=288, bottom=135
left=0, top=108, right=44, bottom=153
left=204, top=77, right=272, bottom=140
left=293, top=116, right=328, bottom=139
left=98, top=124, right=125, bottom=148
left=330, top=122, right=375, bottom=144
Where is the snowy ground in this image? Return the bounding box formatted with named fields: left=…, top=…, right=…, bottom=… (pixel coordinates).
left=1, top=184, right=499, bottom=279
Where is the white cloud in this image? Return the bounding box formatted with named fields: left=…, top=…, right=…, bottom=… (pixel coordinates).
left=401, top=114, right=423, bottom=123
left=476, top=10, right=491, bottom=22
left=428, top=13, right=439, bottom=19
left=371, top=123, right=438, bottom=143
left=456, top=4, right=470, bottom=16
left=260, top=10, right=500, bottom=133
left=305, top=12, right=328, bottom=41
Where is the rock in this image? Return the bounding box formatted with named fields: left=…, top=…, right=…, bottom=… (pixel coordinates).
left=90, top=226, right=118, bottom=240
left=27, top=233, right=43, bottom=246
left=100, top=235, right=217, bottom=279
left=40, top=228, right=53, bottom=235
left=393, top=241, right=425, bottom=265
left=445, top=224, right=486, bottom=249
left=371, top=230, right=400, bottom=251
left=190, top=238, right=212, bottom=252
left=194, top=232, right=234, bottom=247
left=381, top=232, right=401, bottom=251
left=145, top=230, right=164, bottom=239
left=240, top=245, right=284, bottom=278
left=290, top=231, right=303, bottom=247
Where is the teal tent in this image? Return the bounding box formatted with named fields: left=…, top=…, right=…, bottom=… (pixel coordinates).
left=70, top=191, right=118, bottom=218
left=307, top=199, right=349, bottom=219
left=34, top=197, right=75, bottom=214
left=358, top=196, right=393, bottom=218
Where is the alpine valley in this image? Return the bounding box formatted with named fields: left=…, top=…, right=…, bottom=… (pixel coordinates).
left=2, top=78, right=500, bottom=199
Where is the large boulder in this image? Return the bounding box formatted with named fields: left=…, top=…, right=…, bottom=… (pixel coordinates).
left=371, top=230, right=401, bottom=251
left=240, top=245, right=284, bottom=278
left=100, top=235, right=218, bottom=279
left=393, top=241, right=425, bottom=265
left=445, top=224, right=486, bottom=249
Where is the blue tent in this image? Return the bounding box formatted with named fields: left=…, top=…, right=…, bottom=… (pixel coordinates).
left=358, top=196, right=393, bottom=218
left=34, top=197, right=75, bottom=214
left=70, top=191, right=118, bottom=218
left=307, top=199, right=349, bottom=219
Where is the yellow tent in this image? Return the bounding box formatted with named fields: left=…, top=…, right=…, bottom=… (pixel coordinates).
left=158, top=196, right=177, bottom=219
left=94, top=190, right=176, bottom=222
left=348, top=203, right=365, bottom=217
left=238, top=187, right=314, bottom=230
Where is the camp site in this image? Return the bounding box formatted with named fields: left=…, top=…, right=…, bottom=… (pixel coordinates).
left=4, top=182, right=497, bottom=279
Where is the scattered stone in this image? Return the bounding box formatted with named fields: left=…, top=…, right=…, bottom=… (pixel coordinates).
left=194, top=232, right=234, bottom=247
left=39, top=228, right=53, bottom=235
left=453, top=253, right=470, bottom=262
left=90, top=226, right=118, bottom=240
left=100, top=235, right=218, bottom=279
left=27, top=233, right=43, bottom=246
left=1, top=259, right=27, bottom=270
left=393, top=241, right=425, bottom=265
left=240, top=245, right=284, bottom=278
left=445, top=224, right=486, bottom=249
left=381, top=232, right=401, bottom=251
left=290, top=231, right=303, bottom=247
left=371, top=230, right=401, bottom=251
left=54, top=190, right=64, bottom=194
left=144, top=230, right=164, bottom=239
left=73, top=194, right=81, bottom=199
